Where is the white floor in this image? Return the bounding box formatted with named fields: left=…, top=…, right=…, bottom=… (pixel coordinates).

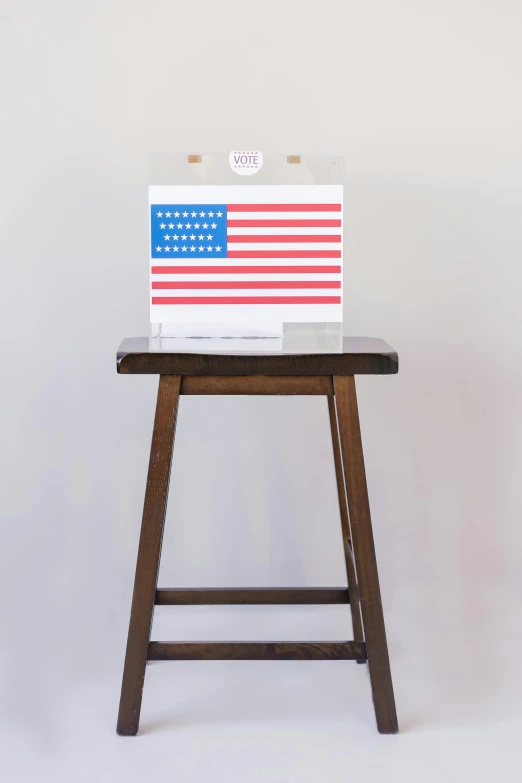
left=4, top=604, right=522, bottom=783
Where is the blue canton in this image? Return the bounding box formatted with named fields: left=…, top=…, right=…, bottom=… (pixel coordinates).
left=151, top=205, right=227, bottom=259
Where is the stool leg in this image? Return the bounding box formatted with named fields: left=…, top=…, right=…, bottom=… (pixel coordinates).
left=333, top=376, right=398, bottom=734
left=327, top=396, right=365, bottom=654
left=117, top=374, right=181, bottom=736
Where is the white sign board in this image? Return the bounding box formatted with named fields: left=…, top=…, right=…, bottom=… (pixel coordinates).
left=149, top=184, right=343, bottom=325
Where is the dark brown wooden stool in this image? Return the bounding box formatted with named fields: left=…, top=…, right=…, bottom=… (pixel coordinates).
left=115, top=336, right=399, bottom=735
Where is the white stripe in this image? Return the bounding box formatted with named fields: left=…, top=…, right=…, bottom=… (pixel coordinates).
left=151, top=258, right=341, bottom=268
left=226, top=211, right=341, bottom=222
left=227, top=225, right=341, bottom=236
left=151, top=273, right=341, bottom=282
left=227, top=242, right=341, bottom=252
left=151, top=288, right=342, bottom=298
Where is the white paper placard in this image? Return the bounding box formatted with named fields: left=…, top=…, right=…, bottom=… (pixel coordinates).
left=149, top=184, right=343, bottom=325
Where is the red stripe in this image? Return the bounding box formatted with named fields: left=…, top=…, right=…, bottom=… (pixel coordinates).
left=227, top=204, right=342, bottom=212
left=227, top=219, right=342, bottom=227
left=152, top=296, right=341, bottom=305
left=227, top=250, right=341, bottom=259
left=152, top=281, right=341, bottom=289
left=151, top=265, right=341, bottom=274
left=227, top=234, right=341, bottom=243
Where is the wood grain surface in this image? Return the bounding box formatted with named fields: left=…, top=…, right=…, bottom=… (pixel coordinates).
left=333, top=375, right=398, bottom=734
left=117, top=375, right=181, bottom=736
left=148, top=641, right=367, bottom=661
left=327, top=395, right=365, bottom=654
left=117, top=336, right=398, bottom=376
left=155, top=587, right=350, bottom=605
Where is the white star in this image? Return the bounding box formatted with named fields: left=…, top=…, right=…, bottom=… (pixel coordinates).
left=208, top=211, right=214, bottom=217
left=155, top=246, right=162, bottom=252
left=185, top=223, right=192, bottom=229
left=216, top=211, right=223, bottom=217
left=194, top=222, right=200, bottom=229
left=190, top=246, right=196, bottom=252
left=202, top=222, right=209, bottom=229
left=181, top=235, right=187, bottom=241
left=206, top=234, right=213, bottom=240
left=198, top=246, right=205, bottom=252
left=168, top=223, right=174, bottom=229
left=191, top=211, right=197, bottom=218
left=198, top=234, right=204, bottom=240
left=156, top=211, right=163, bottom=217
left=215, top=245, right=222, bottom=252
left=199, top=211, right=206, bottom=217
left=173, top=234, right=179, bottom=241
left=165, top=211, right=171, bottom=217
left=182, top=211, right=188, bottom=218
left=177, top=223, right=183, bottom=229
left=207, top=245, right=213, bottom=252
left=159, top=223, right=166, bottom=229
left=174, top=211, right=180, bottom=218
left=164, top=246, right=170, bottom=252
left=173, top=246, right=179, bottom=252
left=182, top=245, right=187, bottom=252
left=211, top=223, right=217, bottom=229
left=164, top=234, right=170, bottom=240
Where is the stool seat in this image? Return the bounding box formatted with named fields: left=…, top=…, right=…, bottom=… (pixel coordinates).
left=117, top=335, right=398, bottom=376
left=115, top=335, right=399, bottom=736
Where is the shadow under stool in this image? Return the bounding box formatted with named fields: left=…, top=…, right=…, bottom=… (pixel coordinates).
left=115, top=336, right=399, bottom=735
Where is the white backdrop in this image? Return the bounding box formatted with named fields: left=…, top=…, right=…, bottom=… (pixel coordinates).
left=1, top=1, right=521, bottom=780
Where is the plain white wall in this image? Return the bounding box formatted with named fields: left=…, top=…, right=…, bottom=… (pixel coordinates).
left=1, top=0, right=522, bottom=750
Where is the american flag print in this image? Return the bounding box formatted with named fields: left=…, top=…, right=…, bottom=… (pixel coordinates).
left=149, top=185, right=343, bottom=323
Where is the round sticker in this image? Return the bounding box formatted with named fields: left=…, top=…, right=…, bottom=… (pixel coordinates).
left=229, top=150, right=263, bottom=176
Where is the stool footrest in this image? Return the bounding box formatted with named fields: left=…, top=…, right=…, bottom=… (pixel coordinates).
left=148, top=641, right=367, bottom=661
left=155, top=588, right=349, bottom=605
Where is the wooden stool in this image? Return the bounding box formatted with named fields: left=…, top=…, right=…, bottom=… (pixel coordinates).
left=115, top=336, right=399, bottom=735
